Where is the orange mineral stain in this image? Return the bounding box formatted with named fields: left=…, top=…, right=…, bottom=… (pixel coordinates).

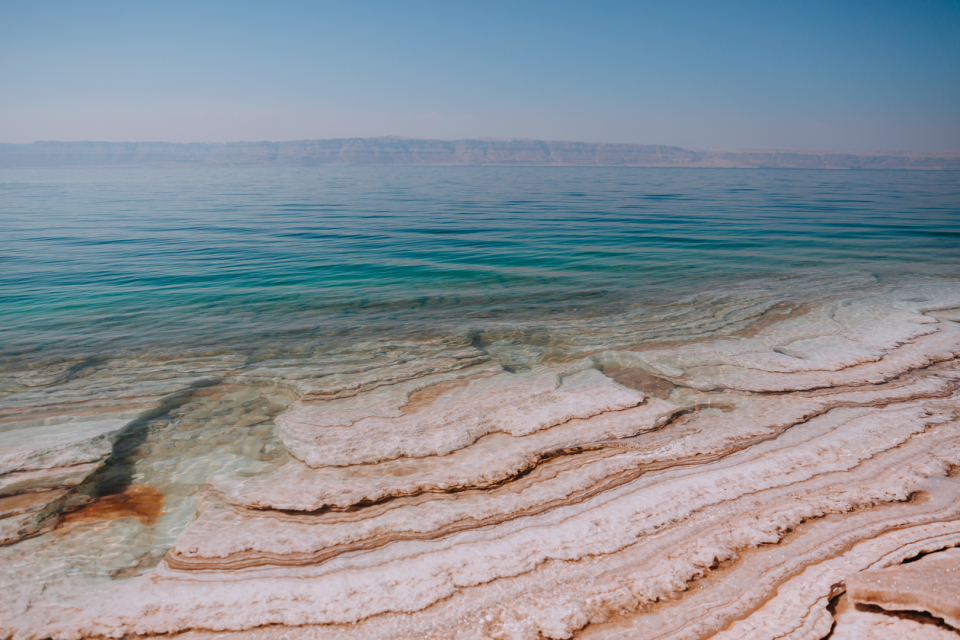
left=59, top=485, right=165, bottom=528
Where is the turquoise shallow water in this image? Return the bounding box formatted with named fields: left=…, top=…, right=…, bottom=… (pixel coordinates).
left=2, top=166, right=959, bottom=363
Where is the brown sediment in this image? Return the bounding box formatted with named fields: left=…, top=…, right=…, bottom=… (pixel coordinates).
left=0, top=490, right=68, bottom=518
left=603, top=367, right=678, bottom=399
left=826, top=592, right=960, bottom=639
left=731, top=301, right=813, bottom=339
left=929, top=308, right=960, bottom=321
left=846, top=546, right=960, bottom=630
left=58, top=485, right=165, bottom=528
left=623, top=337, right=709, bottom=353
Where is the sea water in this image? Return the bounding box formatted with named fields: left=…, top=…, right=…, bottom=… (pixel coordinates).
left=2, top=166, right=959, bottom=364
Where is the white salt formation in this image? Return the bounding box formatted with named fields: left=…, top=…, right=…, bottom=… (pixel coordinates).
left=1, top=282, right=960, bottom=640
left=278, top=365, right=648, bottom=466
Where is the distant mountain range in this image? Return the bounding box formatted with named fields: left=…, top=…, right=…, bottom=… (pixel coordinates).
left=2, top=138, right=959, bottom=169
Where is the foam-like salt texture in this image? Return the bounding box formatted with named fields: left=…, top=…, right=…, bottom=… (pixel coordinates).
left=2, top=283, right=960, bottom=640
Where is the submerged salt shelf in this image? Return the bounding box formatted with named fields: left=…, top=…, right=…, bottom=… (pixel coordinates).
left=2, top=167, right=960, bottom=639
left=1, top=274, right=960, bottom=640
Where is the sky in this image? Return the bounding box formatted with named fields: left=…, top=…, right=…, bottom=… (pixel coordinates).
left=1, top=0, right=959, bottom=150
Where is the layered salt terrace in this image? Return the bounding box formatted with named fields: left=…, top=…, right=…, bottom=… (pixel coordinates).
left=2, top=281, right=960, bottom=640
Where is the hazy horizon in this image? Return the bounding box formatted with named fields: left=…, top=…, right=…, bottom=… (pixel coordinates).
left=3, top=1, right=959, bottom=151
left=7, top=136, right=960, bottom=155
left=6, top=136, right=960, bottom=156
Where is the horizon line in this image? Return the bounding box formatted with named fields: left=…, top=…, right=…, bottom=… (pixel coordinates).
left=4, top=138, right=960, bottom=170
left=5, top=137, right=960, bottom=156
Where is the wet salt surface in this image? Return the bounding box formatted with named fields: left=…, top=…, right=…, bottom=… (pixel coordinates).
left=0, top=381, right=290, bottom=585
left=1, top=168, right=960, bottom=638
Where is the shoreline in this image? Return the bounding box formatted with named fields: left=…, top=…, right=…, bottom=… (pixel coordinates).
left=2, top=280, right=959, bottom=638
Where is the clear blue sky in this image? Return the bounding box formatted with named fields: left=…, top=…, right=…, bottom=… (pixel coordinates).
left=2, top=0, right=959, bottom=150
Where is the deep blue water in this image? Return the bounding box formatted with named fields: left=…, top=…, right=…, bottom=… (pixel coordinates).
left=2, top=167, right=959, bottom=363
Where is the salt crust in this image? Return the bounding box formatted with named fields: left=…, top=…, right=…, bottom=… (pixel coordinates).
left=214, top=397, right=678, bottom=511
left=0, top=489, right=70, bottom=544
left=830, top=592, right=960, bottom=640
left=171, top=396, right=952, bottom=568
left=713, top=516, right=960, bottom=640
left=211, top=372, right=952, bottom=515
left=3, top=398, right=957, bottom=638
left=0, top=420, right=127, bottom=476
left=2, top=284, right=960, bottom=639
left=0, top=421, right=125, bottom=545
left=847, top=546, right=960, bottom=629
left=611, top=287, right=960, bottom=391
left=279, top=367, right=647, bottom=466
left=165, top=475, right=960, bottom=640
left=0, top=462, right=101, bottom=496
left=562, top=469, right=960, bottom=640
left=243, top=345, right=489, bottom=401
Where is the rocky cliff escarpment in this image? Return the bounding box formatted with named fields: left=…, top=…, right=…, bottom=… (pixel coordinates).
left=2, top=138, right=958, bottom=168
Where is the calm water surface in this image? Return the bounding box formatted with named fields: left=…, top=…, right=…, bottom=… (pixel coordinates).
left=2, top=167, right=959, bottom=364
